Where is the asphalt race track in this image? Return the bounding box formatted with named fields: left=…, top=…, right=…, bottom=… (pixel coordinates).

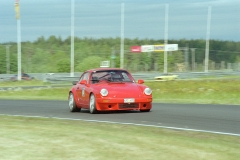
left=0, top=99, right=240, bottom=136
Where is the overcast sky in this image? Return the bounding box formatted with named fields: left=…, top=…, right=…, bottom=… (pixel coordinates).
left=0, top=0, right=239, bottom=43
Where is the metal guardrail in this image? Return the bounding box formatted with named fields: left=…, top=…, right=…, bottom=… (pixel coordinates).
left=1, top=71, right=240, bottom=91
left=44, top=71, right=240, bottom=83
left=1, top=71, right=240, bottom=84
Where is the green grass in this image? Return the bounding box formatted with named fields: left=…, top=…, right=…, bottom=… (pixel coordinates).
left=0, top=87, right=69, bottom=100
left=0, top=115, right=239, bottom=160
left=1, top=80, right=240, bottom=159
left=0, top=80, right=51, bottom=87
left=1, top=79, right=240, bottom=105
left=147, top=79, right=240, bottom=104
left=198, top=75, right=240, bottom=79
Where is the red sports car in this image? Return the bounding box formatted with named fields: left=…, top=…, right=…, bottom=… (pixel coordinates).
left=68, top=68, right=152, bottom=114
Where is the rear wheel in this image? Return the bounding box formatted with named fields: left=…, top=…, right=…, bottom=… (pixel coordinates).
left=140, top=109, right=150, bottom=112
left=89, top=94, right=97, bottom=114
left=69, top=92, right=81, bottom=112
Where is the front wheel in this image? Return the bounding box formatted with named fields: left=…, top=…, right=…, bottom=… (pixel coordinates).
left=69, top=92, right=81, bottom=112
left=89, top=94, right=98, bottom=114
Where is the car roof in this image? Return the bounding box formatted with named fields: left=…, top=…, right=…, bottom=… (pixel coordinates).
left=86, top=68, right=129, bottom=72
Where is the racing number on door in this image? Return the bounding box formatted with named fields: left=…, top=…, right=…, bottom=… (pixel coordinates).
left=82, top=87, right=85, bottom=97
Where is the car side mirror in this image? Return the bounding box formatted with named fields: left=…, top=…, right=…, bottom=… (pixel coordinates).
left=138, top=79, right=144, bottom=84
left=80, top=80, right=87, bottom=85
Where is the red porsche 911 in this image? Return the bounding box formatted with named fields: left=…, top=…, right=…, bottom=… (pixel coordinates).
left=68, top=68, right=152, bottom=114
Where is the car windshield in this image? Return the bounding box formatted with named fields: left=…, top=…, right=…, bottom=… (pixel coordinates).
left=91, top=70, right=134, bottom=84
left=22, top=74, right=30, bottom=77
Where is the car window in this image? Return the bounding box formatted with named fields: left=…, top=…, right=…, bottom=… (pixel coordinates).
left=79, top=72, right=86, bottom=81
left=83, top=72, right=89, bottom=82
left=91, top=70, right=134, bottom=83
left=22, top=74, right=29, bottom=77
left=121, top=72, right=132, bottom=82
left=79, top=72, right=89, bottom=83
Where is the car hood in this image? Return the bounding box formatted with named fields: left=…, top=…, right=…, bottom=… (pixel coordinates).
left=94, top=82, right=145, bottom=98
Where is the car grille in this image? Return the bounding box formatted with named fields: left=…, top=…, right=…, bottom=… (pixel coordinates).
left=119, top=103, right=139, bottom=109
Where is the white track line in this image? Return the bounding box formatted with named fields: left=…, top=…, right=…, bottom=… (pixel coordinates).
left=1, top=114, right=240, bottom=137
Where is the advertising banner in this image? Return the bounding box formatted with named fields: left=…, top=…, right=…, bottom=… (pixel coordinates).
left=131, top=46, right=141, bottom=52
left=131, top=44, right=178, bottom=53
left=165, top=44, right=178, bottom=51
left=154, top=45, right=165, bottom=52
left=141, top=45, right=154, bottom=52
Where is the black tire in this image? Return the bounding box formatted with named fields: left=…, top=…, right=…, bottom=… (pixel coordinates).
left=69, top=92, right=81, bottom=112
left=140, top=109, right=150, bottom=112
left=89, top=94, right=98, bottom=114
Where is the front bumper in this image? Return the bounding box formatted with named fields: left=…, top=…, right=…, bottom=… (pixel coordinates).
left=95, top=97, right=152, bottom=111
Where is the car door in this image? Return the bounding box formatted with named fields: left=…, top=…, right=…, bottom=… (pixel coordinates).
left=76, top=72, right=90, bottom=108
left=81, top=72, right=91, bottom=107
left=76, top=72, right=86, bottom=107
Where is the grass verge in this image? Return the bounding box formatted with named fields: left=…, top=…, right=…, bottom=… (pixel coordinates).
left=1, top=79, right=240, bottom=105
left=0, top=115, right=239, bottom=160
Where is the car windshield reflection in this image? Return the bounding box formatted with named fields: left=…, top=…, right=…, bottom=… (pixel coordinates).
left=91, top=70, right=134, bottom=84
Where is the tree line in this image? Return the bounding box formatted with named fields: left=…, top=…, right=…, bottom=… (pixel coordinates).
left=0, top=36, right=240, bottom=74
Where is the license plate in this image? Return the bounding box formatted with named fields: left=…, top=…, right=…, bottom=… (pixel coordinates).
left=124, top=98, right=135, bottom=103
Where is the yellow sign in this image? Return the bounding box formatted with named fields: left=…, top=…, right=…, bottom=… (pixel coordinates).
left=154, top=45, right=165, bottom=52
left=15, top=3, right=20, bottom=19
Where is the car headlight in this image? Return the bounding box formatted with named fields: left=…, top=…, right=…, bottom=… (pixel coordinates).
left=144, top=88, right=152, bottom=95
left=100, top=88, right=108, bottom=96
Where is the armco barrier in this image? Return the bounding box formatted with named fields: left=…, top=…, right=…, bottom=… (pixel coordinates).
left=1, top=71, right=240, bottom=84
left=44, top=71, right=240, bottom=83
